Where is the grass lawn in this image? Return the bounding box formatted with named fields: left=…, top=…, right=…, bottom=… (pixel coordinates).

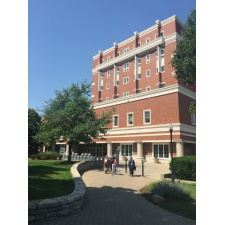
left=140, top=181, right=196, bottom=221
left=28, top=160, right=75, bottom=200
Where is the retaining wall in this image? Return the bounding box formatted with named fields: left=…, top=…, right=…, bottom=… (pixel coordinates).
left=28, top=160, right=103, bottom=223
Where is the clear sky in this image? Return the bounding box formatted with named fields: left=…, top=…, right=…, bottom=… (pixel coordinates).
left=28, top=0, right=196, bottom=113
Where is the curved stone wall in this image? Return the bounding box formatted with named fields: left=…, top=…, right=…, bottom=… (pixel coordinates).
left=28, top=160, right=103, bottom=223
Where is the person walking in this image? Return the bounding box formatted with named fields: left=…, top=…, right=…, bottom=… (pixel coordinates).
left=112, top=158, right=117, bottom=175
left=128, top=156, right=135, bottom=177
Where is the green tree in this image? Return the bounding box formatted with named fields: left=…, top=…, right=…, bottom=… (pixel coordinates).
left=28, top=108, right=42, bottom=156
left=171, top=9, right=196, bottom=113
left=35, top=81, right=114, bottom=162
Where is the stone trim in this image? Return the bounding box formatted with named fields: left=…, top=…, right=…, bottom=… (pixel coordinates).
left=28, top=160, right=103, bottom=223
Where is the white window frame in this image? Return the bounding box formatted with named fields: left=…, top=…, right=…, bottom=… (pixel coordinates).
left=191, top=113, right=196, bottom=125
left=123, top=92, right=129, bottom=97
left=106, top=83, right=110, bottom=89
left=146, top=54, right=150, bottom=63
left=127, top=113, right=133, bottom=126
left=123, top=77, right=129, bottom=84
left=146, top=70, right=150, bottom=77
left=153, top=144, right=169, bottom=159
left=107, top=70, right=110, bottom=78
left=123, top=62, right=129, bottom=72
left=146, top=38, right=150, bottom=43
left=113, top=115, right=119, bottom=127
left=143, top=110, right=151, bottom=124
left=121, top=144, right=133, bottom=157
left=146, top=86, right=151, bottom=91
left=138, top=58, right=141, bottom=65
left=124, top=48, right=129, bottom=53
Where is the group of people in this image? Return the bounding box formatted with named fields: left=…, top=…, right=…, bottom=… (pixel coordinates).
left=103, top=156, right=117, bottom=175
left=103, top=155, right=136, bottom=177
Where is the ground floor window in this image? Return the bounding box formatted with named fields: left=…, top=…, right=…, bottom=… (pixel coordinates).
left=153, top=144, right=169, bottom=158
left=121, top=144, right=132, bottom=156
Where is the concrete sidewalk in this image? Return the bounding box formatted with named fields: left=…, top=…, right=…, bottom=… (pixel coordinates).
left=30, top=161, right=196, bottom=225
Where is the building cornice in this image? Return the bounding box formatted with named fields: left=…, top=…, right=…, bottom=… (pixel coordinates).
left=93, top=15, right=184, bottom=60
left=92, top=32, right=181, bottom=73
left=93, top=84, right=196, bottom=109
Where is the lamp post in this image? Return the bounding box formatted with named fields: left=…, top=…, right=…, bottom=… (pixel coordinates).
left=169, top=124, right=174, bottom=183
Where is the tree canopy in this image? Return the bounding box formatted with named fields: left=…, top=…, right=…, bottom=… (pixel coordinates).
left=35, top=81, right=114, bottom=151
left=171, top=9, right=196, bottom=113
left=28, top=108, right=42, bottom=156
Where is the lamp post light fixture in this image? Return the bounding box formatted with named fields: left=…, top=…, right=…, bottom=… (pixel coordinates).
left=169, top=124, right=174, bottom=183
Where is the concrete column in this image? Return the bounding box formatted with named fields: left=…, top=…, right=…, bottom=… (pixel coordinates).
left=107, top=143, right=112, bottom=157
left=65, top=144, right=70, bottom=156
left=176, top=142, right=184, bottom=157
left=137, top=142, right=144, bottom=159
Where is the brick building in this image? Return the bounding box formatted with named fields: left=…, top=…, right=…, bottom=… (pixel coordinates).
left=47, top=15, right=196, bottom=163
left=87, top=15, right=196, bottom=163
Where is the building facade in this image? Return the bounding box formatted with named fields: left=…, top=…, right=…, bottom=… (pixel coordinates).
left=88, top=15, right=196, bottom=163
left=43, top=15, right=196, bottom=163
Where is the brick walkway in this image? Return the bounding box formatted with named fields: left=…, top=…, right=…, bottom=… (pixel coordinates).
left=30, top=161, right=196, bottom=225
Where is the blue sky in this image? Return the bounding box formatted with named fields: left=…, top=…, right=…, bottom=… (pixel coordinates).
left=28, top=0, right=196, bottom=113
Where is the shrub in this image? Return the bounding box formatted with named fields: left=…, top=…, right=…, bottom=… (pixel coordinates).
left=170, top=156, right=196, bottom=181
left=29, top=152, right=62, bottom=160
left=150, top=181, right=190, bottom=199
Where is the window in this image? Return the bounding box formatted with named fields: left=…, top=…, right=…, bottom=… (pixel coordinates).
left=156, top=51, right=158, bottom=59
left=160, top=83, right=165, bottom=88
left=123, top=92, right=129, bottom=97
left=191, top=113, right=196, bottom=125
left=100, top=86, right=103, bottom=91
left=113, top=115, right=119, bottom=127
left=153, top=144, right=169, bottom=158
left=123, top=62, right=129, bottom=71
left=123, top=77, right=129, bottom=84
left=161, top=66, right=165, bottom=72
left=127, top=113, right=133, bottom=126
left=146, top=38, right=150, bottom=43
left=136, top=89, right=141, bottom=93
left=117, top=52, right=120, bottom=56
left=146, top=86, right=151, bottom=91
left=106, top=83, right=110, bottom=89
left=161, top=48, right=164, bottom=56
left=138, top=42, right=141, bottom=47
left=155, top=34, right=158, bottom=39
left=107, top=56, right=110, bottom=61
left=160, top=31, right=164, bottom=37
left=144, top=110, right=151, bottom=124
left=138, top=58, right=141, bottom=64
left=137, top=73, right=141, bottom=79
left=146, top=70, right=150, bottom=77
left=124, top=48, right=129, bottom=53
left=146, top=54, right=150, bottom=63
left=107, top=70, right=110, bottom=78
left=106, top=97, right=109, bottom=101
left=117, top=67, right=119, bottom=73
left=121, top=144, right=132, bottom=157
left=116, top=80, right=119, bottom=86
left=156, top=68, right=159, bottom=74
left=101, top=73, right=104, bottom=79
